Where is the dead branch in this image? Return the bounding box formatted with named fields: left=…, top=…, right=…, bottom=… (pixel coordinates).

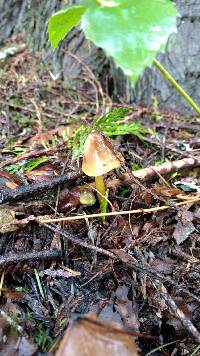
left=109, top=157, right=200, bottom=188
left=0, top=44, right=26, bottom=62
left=0, top=170, right=82, bottom=205
left=0, top=249, right=62, bottom=269
left=155, top=282, right=200, bottom=343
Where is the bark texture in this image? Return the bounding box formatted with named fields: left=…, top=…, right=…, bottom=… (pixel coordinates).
left=1, top=0, right=200, bottom=114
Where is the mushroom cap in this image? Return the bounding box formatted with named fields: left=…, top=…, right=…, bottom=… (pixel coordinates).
left=82, top=131, right=123, bottom=177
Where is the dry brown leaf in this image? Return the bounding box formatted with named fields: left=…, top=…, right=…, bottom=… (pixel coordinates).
left=173, top=209, right=195, bottom=245
left=25, top=163, right=58, bottom=182
left=56, top=315, right=138, bottom=356
left=0, top=171, right=20, bottom=190
left=0, top=208, right=18, bottom=233
left=27, top=125, right=77, bottom=147
left=153, top=186, right=183, bottom=198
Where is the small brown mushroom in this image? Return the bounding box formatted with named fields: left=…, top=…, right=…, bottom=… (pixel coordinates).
left=82, top=131, right=124, bottom=204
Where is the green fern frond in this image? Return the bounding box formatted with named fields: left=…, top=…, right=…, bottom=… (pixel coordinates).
left=71, top=108, right=147, bottom=159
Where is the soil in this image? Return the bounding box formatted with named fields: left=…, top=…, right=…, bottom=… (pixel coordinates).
left=0, top=45, right=200, bottom=355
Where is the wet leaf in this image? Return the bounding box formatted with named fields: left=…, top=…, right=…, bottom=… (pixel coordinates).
left=153, top=186, right=183, bottom=198
left=174, top=181, right=200, bottom=193
left=0, top=208, right=18, bottom=233
left=173, top=209, right=195, bottom=245
left=82, top=0, right=177, bottom=84
left=2, top=289, right=26, bottom=300
left=25, top=163, right=57, bottom=182
left=0, top=171, right=20, bottom=190
left=58, top=187, right=80, bottom=212
left=56, top=314, right=138, bottom=356
left=39, top=267, right=81, bottom=278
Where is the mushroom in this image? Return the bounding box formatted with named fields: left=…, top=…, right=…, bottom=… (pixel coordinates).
left=82, top=131, right=124, bottom=204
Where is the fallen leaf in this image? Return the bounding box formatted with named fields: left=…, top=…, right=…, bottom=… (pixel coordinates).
left=25, top=163, right=58, bottom=182
left=0, top=208, right=18, bottom=233
left=0, top=171, right=20, bottom=190
left=173, top=221, right=195, bottom=245
left=173, top=209, right=195, bottom=245
left=58, top=187, right=81, bottom=212
left=154, top=186, right=183, bottom=198
left=56, top=314, right=138, bottom=356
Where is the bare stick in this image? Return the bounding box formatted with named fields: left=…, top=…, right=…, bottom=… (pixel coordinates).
left=155, top=282, right=200, bottom=343
left=0, top=249, right=62, bottom=269
left=39, top=196, right=200, bottom=223
left=119, top=157, right=200, bottom=184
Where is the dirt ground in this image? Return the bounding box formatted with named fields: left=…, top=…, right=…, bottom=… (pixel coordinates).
left=0, top=46, right=200, bottom=355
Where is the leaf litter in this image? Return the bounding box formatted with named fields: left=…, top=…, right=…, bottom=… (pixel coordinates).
left=0, top=43, right=199, bottom=355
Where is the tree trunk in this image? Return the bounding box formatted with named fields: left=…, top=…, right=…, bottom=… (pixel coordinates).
left=1, top=0, right=200, bottom=114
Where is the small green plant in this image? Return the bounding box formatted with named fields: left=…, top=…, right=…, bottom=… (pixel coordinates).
left=25, top=156, right=48, bottom=173
left=48, top=0, right=200, bottom=114
left=31, top=323, right=54, bottom=351
left=34, top=268, right=45, bottom=299
left=71, top=108, right=147, bottom=158
left=5, top=162, right=23, bottom=174
left=190, top=344, right=200, bottom=356
left=5, top=155, right=48, bottom=175
left=131, top=162, right=141, bottom=171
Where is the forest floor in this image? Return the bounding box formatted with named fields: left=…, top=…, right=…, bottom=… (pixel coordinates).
left=0, top=45, right=200, bottom=355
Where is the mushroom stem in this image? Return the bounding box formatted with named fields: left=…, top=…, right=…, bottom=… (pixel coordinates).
left=95, top=175, right=106, bottom=204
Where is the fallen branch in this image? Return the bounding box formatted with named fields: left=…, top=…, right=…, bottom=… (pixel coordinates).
left=0, top=44, right=26, bottom=62
left=0, top=170, right=82, bottom=204
left=0, top=249, right=62, bottom=269
left=132, top=157, right=199, bottom=182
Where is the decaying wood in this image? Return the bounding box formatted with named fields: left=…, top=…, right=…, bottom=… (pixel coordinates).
left=108, top=157, right=200, bottom=189
left=0, top=249, right=62, bottom=269
left=0, top=44, right=26, bottom=62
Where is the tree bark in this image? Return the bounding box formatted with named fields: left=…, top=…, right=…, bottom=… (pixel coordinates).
left=1, top=0, right=200, bottom=114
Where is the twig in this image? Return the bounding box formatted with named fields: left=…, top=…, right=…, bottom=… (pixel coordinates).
left=44, top=224, right=200, bottom=305
left=0, top=147, right=57, bottom=169
left=0, top=170, right=82, bottom=204
left=155, top=282, right=200, bottom=343
left=39, top=196, right=200, bottom=223
left=0, top=249, right=62, bottom=269
left=0, top=196, right=199, bottom=233
left=44, top=224, right=116, bottom=259
left=108, top=157, right=200, bottom=189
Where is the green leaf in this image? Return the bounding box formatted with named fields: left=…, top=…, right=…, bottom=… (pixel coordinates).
left=82, top=0, right=177, bottom=83
left=48, top=5, right=86, bottom=48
